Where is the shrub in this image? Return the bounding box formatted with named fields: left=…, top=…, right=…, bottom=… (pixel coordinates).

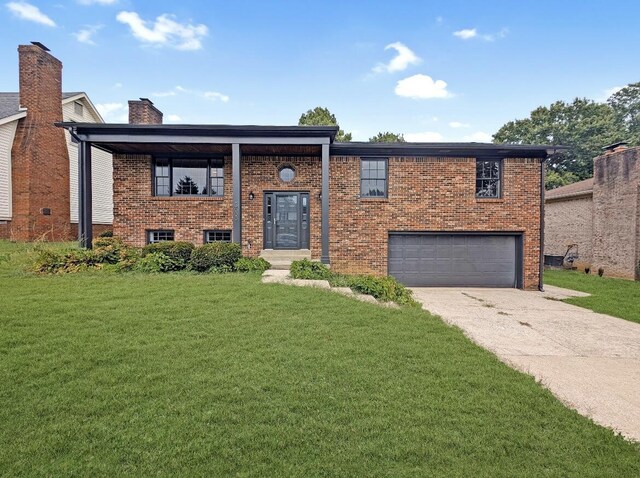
left=342, top=275, right=418, bottom=307
left=290, top=259, right=332, bottom=280
left=98, top=229, right=113, bottom=238
left=134, top=252, right=182, bottom=273
left=598, top=267, right=605, bottom=277
left=189, top=242, right=242, bottom=272
left=35, top=248, right=103, bottom=274
left=141, top=241, right=194, bottom=270
left=235, top=257, right=271, bottom=273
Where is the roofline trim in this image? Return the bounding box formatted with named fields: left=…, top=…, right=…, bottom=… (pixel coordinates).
left=61, top=93, right=105, bottom=123
left=545, top=190, right=593, bottom=202
left=0, top=110, right=27, bottom=126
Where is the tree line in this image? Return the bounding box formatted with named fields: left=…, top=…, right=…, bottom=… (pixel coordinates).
left=298, top=81, right=640, bottom=189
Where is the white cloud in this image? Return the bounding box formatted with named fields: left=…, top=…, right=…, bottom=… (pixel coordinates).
left=449, top=121, right=470, bottom=128
left=116, top=11, right=208, bottom=50
left=113, top=82, right=123, bottom=88
left=73, top=25, right=102, bottom=45
left=77, top=0, right=117, bottom=4
left=395, top=74, right=451, bottom=99
left=463, top=131, right=493, bottom=142
left=204, top=91, right=229, bottom=102
left=435, top=16, right=443, bottom=24
left=603, top=85, right=623, bottom=99
left=405, top=131, right=444, bottom=142
left=96, top=102, right=127, bottom=122
left=453, top=28, right=476, bottom=40
left=152, top=90, right=177, bottom=97
left=166, top=114, right=181, bottom=122
left=372, top=42, right=421, bottom=73
left=453, top=27, right=508, bottom=42
left=6, top=1, right=56, bottom=26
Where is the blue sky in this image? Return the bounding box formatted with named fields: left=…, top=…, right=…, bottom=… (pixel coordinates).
left=2, top=0, right=640, bottom=141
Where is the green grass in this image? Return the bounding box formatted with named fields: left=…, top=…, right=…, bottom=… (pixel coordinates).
left=1, top=241, right=639, bottom=476
left=545, top=269, right=640, bottom=324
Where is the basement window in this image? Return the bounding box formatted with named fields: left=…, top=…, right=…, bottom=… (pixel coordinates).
left=204, top=230, right=232, bottom=243
left=148, top=230, right=174, bottom=243
left=475, top=159, right=502, bottom=198
left=74, top=101, right=84, bottom=116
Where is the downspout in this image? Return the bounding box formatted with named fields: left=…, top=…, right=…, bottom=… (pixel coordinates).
left=539, top=156, right=546, bottom=291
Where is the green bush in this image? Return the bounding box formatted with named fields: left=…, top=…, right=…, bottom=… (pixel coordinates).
left=289, top=259, right=332, bottom=280
left=35, top=248, right=104, bottom=274
left=344, top=275, right=418, bottom=306
left=189, top=242, right=242, bottom=272
left=134, top=252, right=182, bottom=273
left=98, top=229, right=113, bottom=238
left=141, top=241, right=194, bottom=270
left=235, top=257, right=271, bottom=273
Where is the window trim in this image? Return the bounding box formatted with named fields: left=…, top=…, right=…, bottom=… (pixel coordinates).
left=360, top=157, right=388, bottom=199
left=475, top=158, right=503, bottom=199
left=152, top=157, right=225, bottom=197
left=203, top=229, right=232, bottom=243
left=147, top=230, right=175, bottom=244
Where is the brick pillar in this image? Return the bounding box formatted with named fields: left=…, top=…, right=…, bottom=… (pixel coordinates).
left=11, top=43, right=71, bottom=241
left=128, top=98, right=163, bottom=124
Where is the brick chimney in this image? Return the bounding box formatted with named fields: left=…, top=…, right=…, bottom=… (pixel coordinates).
left=10, top=42, right=71, bottom=241
left=602, top=141, right=629, bottom=154
left=128, top=98, right=163, bottom=124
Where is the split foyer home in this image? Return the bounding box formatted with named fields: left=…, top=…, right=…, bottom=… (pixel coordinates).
left=0, top=42, right=113, bottom=241
left=60, top=106, right=558, bottom=290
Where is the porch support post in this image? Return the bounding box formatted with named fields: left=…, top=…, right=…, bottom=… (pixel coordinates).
left=232, top=143, right=242, bottom=244
left=78, top=140, right=93, bottom=249
left=321, top=143, right=330, bottom=264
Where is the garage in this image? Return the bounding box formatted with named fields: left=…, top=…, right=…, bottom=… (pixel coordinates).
left=388, top=233, right=521, bottom=288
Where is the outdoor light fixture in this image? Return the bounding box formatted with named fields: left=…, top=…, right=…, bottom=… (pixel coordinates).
left=249, top=191, right=255, bottom=200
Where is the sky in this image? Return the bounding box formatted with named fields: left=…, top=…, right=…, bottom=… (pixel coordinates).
left=1, top=0, right=640, bottom=142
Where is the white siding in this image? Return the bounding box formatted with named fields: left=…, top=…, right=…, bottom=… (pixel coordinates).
left=0, top=120, right=18, bottom=220
left=63, top=98, right=113, bottom=224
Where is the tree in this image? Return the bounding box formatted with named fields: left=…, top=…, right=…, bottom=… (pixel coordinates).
left=608, top=82, right=640, bottom=144
left=174, top=176, right=200, bottom=195
left=493, top=98, right=625, bottom=181
left=298, top=106, right=352, bottom=142
left=369, top=131, right=405, bottom=143
left=545, top=170, right=580, bottom=190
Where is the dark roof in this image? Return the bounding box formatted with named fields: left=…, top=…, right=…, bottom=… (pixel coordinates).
left=545, top=178, right=594, bottom=201
left=331, top=141, right=565, bottom=158
left=0, top=91, right=84, bottom=120
left=56, top=122, right=564, bottom=158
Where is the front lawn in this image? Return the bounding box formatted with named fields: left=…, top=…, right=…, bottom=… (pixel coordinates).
left=1, top=241, right=639, bottom=476
left=545, top=269, right=640, bottom=324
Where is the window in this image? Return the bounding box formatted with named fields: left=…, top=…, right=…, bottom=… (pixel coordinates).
left=74, top=101, right=84, bottom=116
left=154, top=158, right=224, bottom=197
left=204, top=230, right=231, bottom=243
left=475, top=159, right=501, bottom=198
left=360, top=158, right=387, bottom=198
left=279, top=166, right=295, bottom=182
left=148, top=230, right=174, bottom=243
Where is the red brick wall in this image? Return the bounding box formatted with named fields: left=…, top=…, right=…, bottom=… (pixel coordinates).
left=10, top=44, right=72, bottom=241
left=112, top=154, right=542, bottom=288
left=329, top=156, right=542, bottom=289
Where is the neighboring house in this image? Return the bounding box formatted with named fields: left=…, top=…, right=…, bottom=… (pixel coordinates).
left=0, top=43, right=112, bottom=242
left=60, top=105, right=556, bottom=290
left=545, top=143, right=640, bottom=280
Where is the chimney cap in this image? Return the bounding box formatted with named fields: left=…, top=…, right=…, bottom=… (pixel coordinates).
left=30, top=41, right=50, bottom=52
left=139, top=97, right=153, bottom=104
left=602, top=141, right=629, bottom=152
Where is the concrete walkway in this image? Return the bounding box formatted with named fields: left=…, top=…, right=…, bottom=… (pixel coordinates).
left=411, top=286, right=640, bottom=441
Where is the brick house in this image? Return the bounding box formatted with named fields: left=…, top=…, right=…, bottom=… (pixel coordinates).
left=0, top=43, right=112, bottom=241
left=545, top=143, right=640, bottom=280
left=60, top=104, right=557, bottom=290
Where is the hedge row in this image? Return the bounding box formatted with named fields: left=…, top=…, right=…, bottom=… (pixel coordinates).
left=35, top=238, right=270, bottom=275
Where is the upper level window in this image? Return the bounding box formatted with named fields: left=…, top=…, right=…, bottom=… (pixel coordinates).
left=154, top=158, right=224, bottom=197
left=74, top=101, right=83, bottom=116
left=475, top=159, right=501, bottom=198
left=279, top=166, right=295, bottom=182
left=360, top=158, right=388, bottom=198
left=148, top=230, right=174, bottom=243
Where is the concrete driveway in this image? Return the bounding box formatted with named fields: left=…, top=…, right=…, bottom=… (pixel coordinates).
left=411, top=285, right=640, bottom=441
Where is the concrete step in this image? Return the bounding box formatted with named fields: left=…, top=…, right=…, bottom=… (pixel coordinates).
left=259, top=249, right=312, bottom=270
